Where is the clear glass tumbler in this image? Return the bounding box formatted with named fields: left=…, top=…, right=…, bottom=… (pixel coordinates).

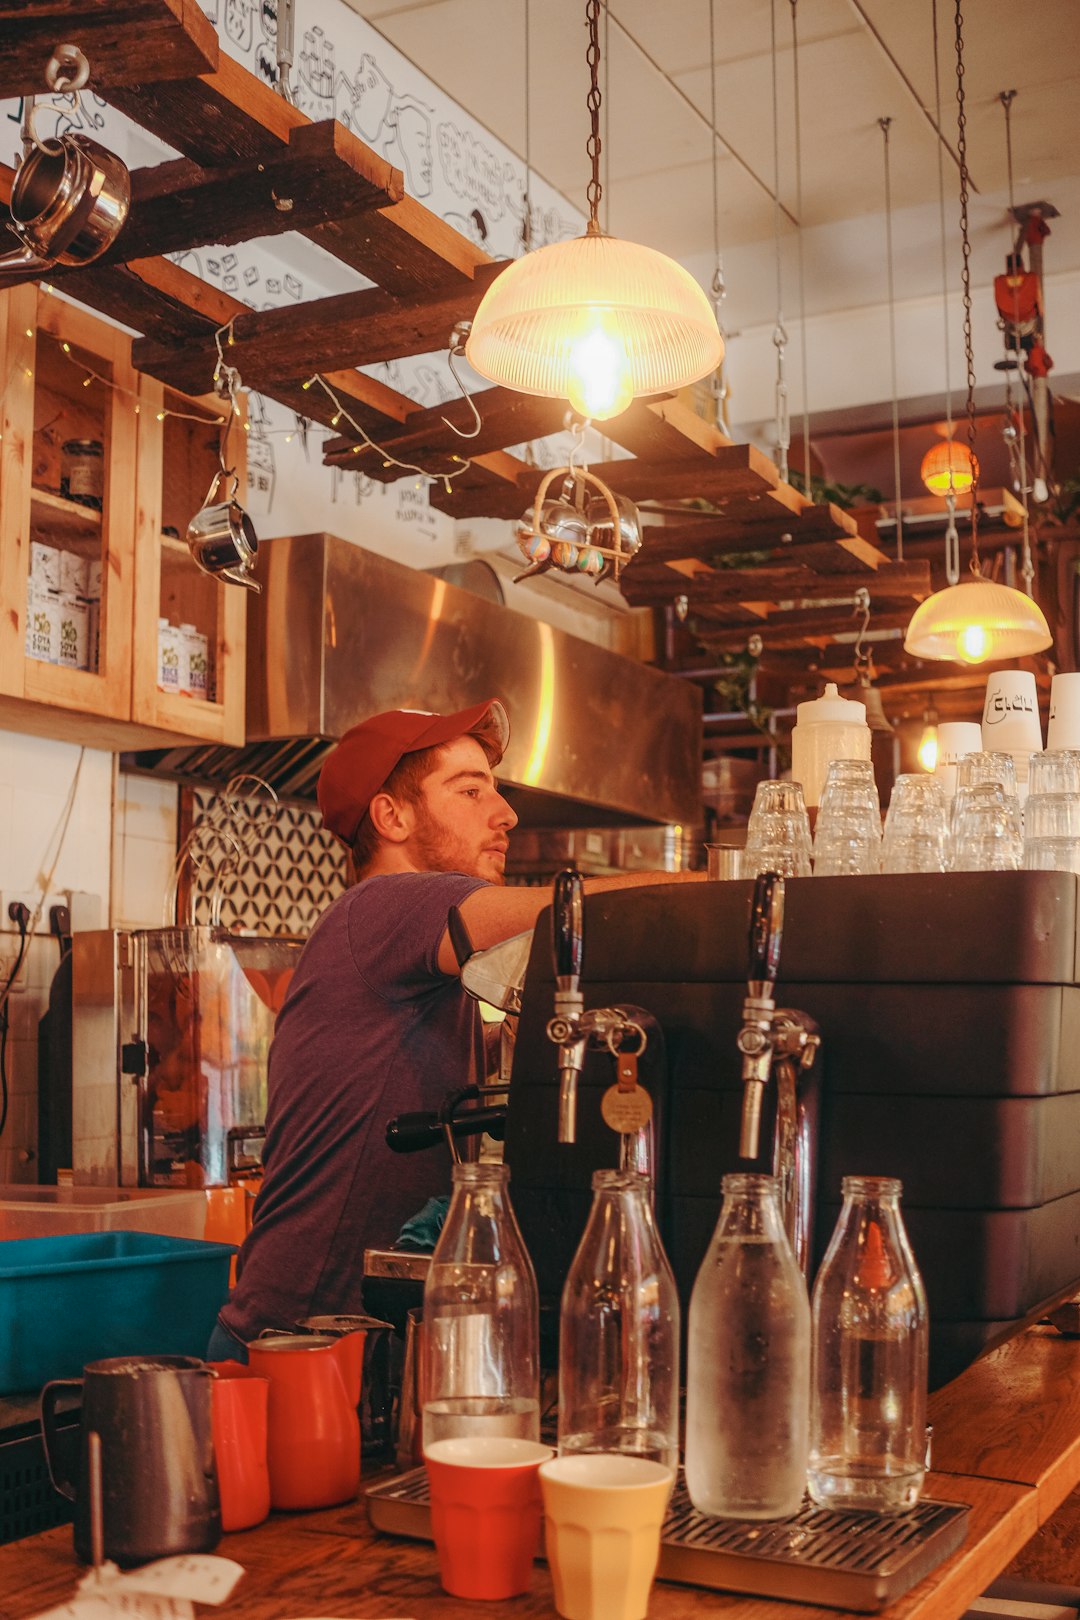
left=558, top=1170, right=680, bottom=1469
left=950, top=782, right=1022, bottom=871
left=744, top=781, right=813, bottom=879
left=423, top=1163, right=540, bottom=1447
left=881, top=775, right=948, bottom=874
left=808, top=1176, right=928, bottom=1513
left=1028, top=750, right=1080, bottom=797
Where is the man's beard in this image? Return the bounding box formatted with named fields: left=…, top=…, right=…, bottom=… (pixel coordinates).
left=411, top=801, right=505, bottom=884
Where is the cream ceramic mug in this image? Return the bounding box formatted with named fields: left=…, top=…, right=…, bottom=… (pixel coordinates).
left=539, top=1454, right=675, bottom=1620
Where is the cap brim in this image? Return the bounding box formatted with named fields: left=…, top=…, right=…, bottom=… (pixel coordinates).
left=412, top=699, right=509, bottom=764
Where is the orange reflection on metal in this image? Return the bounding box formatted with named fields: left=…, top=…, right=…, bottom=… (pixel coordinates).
left=523, top=623, right=555, bottom=785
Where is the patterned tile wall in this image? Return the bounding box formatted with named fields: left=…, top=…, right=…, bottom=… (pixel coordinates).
left=189, top=788, right=349, bottom=936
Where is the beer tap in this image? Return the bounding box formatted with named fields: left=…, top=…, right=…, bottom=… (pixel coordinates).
left=738, top=872, right=785, bottom=1160
left=736, top=870, right=822, bottom=1272
left=546, top=869, right=650, bottom=1147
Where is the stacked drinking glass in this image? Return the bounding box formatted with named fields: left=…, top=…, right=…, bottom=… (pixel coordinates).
left=881, top=775, right=949, bottom=873
left=812, top=760, right=882, bottom=876
left=1023, top=750, right=1080, bottom=873
left=743, top=781, right=813, bottom=878
left=950, top=753, right=1022, bottom=871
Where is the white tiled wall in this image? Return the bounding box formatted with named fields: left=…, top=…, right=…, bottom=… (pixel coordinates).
left=0, top=729, right=178, bottom=1184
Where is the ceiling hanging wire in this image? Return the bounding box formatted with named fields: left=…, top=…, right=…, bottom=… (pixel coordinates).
left=521, top=0, right=533, bottom=249
left=707, top=0, right=729, bottom=431
left=931, top=0, right=961, bottom=585
left=603, top=0, right=611, bottom=234
left=789, top=0, right=812, bottom=491
left=879, top=115, right=904, bottom=563
left=769, top=0, right=790, bottom=484
left=902, top=0, right=1051, bottom=665
left=999, top=88, right=1036, bottom=599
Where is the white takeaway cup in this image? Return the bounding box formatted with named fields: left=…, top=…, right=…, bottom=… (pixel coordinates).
left=982, top=670, right=1043, bottom=756
left=1047, top=674, right=1080, bottom=752
left=934, top=721, right=984, bottom=799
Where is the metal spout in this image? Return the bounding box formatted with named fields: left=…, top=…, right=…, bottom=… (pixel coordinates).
left=557, top=1060, right=580, bottom=1142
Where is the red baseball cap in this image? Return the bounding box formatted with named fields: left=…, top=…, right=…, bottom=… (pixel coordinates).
left=317, top=698, right=510, bottom=846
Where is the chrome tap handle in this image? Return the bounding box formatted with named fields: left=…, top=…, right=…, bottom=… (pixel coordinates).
left=748, top=870, right=784, bottom=999
left=550, top=868, right=586, bottom=1143
left=552, top=867, right=584, bottom=991
left=739, top=871, right=786, bottom=1161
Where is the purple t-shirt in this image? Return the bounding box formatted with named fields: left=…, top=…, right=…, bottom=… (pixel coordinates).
left=220, top=870, right=486, bottom=1341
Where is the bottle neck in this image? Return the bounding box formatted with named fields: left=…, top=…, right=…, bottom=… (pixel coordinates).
left=718, top=1173, right=787, bottom=1240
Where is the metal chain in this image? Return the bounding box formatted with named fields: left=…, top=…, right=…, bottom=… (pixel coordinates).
left=585, top=0, right=603, bottom=229
left=954, top=0, right=981, bottom=574
left=999, top=88, right=1035, bottom=594
left=880, top=117, right=904, bottom=562
left=708, top=0, right=729, bottom=425
left=790, top=0, right=812, bottom=492
left=770, top=0, right=789, bottom=481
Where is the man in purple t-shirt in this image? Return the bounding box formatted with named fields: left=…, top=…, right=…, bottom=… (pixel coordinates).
left=213, top=698, right=702, bottom=1353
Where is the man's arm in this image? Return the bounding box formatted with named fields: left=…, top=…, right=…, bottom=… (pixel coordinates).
left=436, top=869, right=708, bottom=975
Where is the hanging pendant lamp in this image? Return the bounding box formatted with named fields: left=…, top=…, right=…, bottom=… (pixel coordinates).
left=904, top=0, right=1051, bottom=667
left=920, top=438, right=977, bottom=495
left=465, top=0, right=722, bottom=421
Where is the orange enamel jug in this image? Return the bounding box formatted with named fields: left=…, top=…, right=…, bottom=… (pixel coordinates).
left=246, top=1333, right=360, bottom=1509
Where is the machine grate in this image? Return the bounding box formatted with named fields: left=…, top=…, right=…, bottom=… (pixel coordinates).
left=365, top=1467, right=969, bottom=1612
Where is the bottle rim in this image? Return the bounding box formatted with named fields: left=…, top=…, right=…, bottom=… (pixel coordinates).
left=450, top=1162, right=510, bottom=1184
left=841, top=1174, right=902, bottom=1197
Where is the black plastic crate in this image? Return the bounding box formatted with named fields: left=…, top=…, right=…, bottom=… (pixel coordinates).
left=0, top=1424, right=74, bottom=1546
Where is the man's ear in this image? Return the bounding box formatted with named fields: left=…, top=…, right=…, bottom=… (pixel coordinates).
left=368, top=790, right=413, bottom=844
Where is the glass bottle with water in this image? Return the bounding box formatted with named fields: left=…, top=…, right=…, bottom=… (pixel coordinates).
left=685, top=1173, right=810, bottom=1519
left=558, top=1169, right=680, bottom=1469
left=808, top=1176, right=928, bottom=1512
left=422, top=1162, right=540, bottom=1447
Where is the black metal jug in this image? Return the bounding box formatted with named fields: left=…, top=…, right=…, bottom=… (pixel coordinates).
left=41, top=1355, right=221, bottom=1566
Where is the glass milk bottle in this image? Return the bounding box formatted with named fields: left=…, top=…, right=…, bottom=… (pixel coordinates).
left=808, top=1176, right=929, bottom=1512
left=685, top=1174, right=810, bottom=1519
left=558, top=1169, right=680, bottom=1469
left=422, top=1162, right=540, bottom=1447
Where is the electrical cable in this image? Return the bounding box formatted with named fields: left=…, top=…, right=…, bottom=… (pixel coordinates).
left=0, top=906, right=30, bottom=1139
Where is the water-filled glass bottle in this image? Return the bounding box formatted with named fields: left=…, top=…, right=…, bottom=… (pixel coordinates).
left=808, top=1175, right=928, bottom=1512
left=558, top=1169, right=680, bottom=1469
left=422, top=1162, right=539, bottom=1447
left=685, top=1173, right=810, bottom=1519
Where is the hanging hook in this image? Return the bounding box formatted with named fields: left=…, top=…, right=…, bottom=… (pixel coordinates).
left=25, top=45, right=91, bottom=153
left=852, top=584, right=872, bottom=669
left=441, top=323, right=483, bottom=440
left=944, top=493, right=961, bottom=585
left=566, top=416, right=589, bottom=476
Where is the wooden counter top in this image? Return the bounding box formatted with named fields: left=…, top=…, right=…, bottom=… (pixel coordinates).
left=1, top=1326, right=1077, bottom=1620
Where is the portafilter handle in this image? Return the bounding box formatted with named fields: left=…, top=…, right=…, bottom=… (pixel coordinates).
left=738, top=871, right=786, bottom=1161
left=549, top=867, right=585, bottom=1143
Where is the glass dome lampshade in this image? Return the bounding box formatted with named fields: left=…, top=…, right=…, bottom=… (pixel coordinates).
left=464, top=228, right=724, bottom=421
left=904, top=578, right=1052, bottom=664
left=921, top=439, right=978, bottom=496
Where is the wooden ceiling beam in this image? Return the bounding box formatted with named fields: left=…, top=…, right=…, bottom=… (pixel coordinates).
left=104, top=54, right=492, bottom=296
left=695, top=606, right=916, bottom=652
left=428, top=452, right=534, bottom=518
left=622, top=559, right=931, bottom=608
left=132, top=262, right=501, bottom=396
left=323, top=386, right=570, bottom=467
left=0, top=0, right=218, bottom=98
left=1, top=122, right=403, bottom=291
left=599, top=395, right=732, bottom=462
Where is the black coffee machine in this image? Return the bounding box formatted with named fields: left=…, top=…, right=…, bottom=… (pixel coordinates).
left=503, top=870, right=1080, bottom=1389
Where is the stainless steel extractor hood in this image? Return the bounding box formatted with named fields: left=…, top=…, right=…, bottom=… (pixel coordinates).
left=126, top=533, right=703, bottom=829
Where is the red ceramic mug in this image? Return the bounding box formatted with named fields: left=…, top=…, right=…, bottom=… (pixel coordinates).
left=207, top=1362, right=270, bottom=1533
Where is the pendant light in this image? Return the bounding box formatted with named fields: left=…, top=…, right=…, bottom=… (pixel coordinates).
left=920, top=438, right=977, bottom=495
left=917, top=701, right=939, bottom=771
left=904, top=0, right=1051, bottom=666
left=465, top=0, right=723, bottom=421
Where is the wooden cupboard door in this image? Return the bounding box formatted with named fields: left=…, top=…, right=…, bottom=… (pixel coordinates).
left=132, top=374, right=247, bottom=746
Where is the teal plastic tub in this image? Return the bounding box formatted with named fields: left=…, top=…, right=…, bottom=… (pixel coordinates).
left=0, top=1230, right=235, bottom=1395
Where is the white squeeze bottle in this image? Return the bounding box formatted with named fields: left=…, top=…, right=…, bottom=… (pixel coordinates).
left=790, top=683, right=871, bottom=809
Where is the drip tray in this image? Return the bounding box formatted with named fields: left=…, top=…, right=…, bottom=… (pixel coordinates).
left=365, top=1468, right=969, bottom=1613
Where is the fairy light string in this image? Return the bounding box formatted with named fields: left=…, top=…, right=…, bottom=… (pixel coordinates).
left=302, top=372, right=474, bottom=494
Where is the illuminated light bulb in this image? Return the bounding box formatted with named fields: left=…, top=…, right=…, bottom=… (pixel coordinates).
left=285, top=433, right=294, bottom=443
left=243, top=421, right=250, bottom=431
left=61, top=342, right=70, bottom=353
left=917, top=719, right=939, bottom=772
left=23, top=367, right=32, bottom=379
left=921, top=439, right=977, bottom=496
left=331, top=411, right=341, bottom=425
left=24, top=328, right=32, bottom=338
left=134, top=403, right=141, bottom=415
left=958, top=622, right=987, bottom=663
left=156, top=410, right=166, bottom=421
left=302, top=377, right=314, bottom=390
left=565, top=319, right=634, bottom=421
left=82, top=376, right=93, bottom=387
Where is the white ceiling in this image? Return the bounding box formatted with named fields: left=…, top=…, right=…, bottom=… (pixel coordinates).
left=343, top=0, right=1080, bottom=335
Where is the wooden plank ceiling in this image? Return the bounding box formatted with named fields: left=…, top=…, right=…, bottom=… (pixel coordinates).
left=3, top=1, right=1045, bottom=724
